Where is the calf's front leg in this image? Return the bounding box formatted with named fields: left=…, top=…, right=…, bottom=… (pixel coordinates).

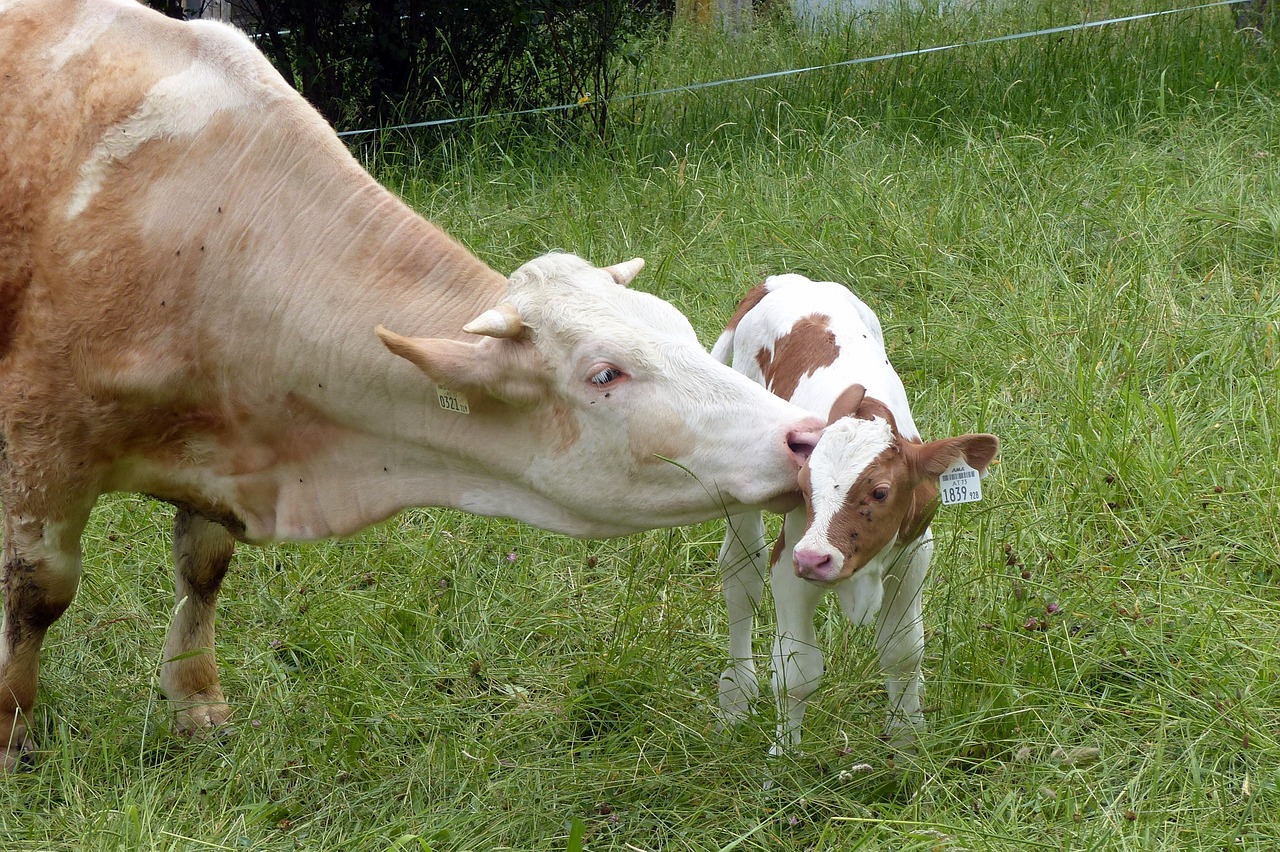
left=160, top=508, right=236, bottom=735
left=717, top=511, right=768, bottom=724
left=768, top=512, right=828, bottom=756
left=875, top=532, right=931, bottom=739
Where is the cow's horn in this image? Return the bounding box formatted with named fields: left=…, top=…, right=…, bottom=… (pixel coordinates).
left=462, top=303, right=524, bottom=338
left=604, top=257, right=645, bottom=287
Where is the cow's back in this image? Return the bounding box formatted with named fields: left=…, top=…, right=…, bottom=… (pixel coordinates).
left=2, top=1, right=185, bottom=296
left=0, top=0, right=371, bottom=512
left=0, top=0, right=314, bottom=364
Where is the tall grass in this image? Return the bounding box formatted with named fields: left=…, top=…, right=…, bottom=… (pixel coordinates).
left=5, top=3, right=1280, bottom=850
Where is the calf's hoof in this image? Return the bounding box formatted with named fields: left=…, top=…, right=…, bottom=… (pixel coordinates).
left=715, top=671, right=760, bottom=729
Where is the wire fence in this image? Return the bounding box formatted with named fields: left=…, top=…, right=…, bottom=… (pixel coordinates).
left=335, top=0, right=1252, bottom=139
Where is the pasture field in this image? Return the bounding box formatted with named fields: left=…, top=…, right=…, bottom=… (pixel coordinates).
left=3, top=2, right=1279, bottom=849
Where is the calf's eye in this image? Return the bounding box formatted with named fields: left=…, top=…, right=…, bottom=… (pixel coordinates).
left=872, top=486, right=889, bottom=501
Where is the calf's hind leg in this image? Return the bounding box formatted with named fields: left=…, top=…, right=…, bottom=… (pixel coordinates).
left=160, top=508, right=236, bottom=735
left=0, top=505, right=92, bottom=771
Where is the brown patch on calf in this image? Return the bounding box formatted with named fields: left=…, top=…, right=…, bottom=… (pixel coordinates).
left=756, top=314, right=839, bottom=400
left=822, top=447, right=916, bottom=570
left=899, top=476, right=940, bottom=543
left=723, top=283, right=770, bottom=333
left=823, top=432, right=998, bottom=578
left=769, top=528, right=787, bottom=568
left=853, top=395, right=898, bottom=432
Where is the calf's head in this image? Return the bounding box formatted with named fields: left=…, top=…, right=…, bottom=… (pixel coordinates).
left=791, top=387, right=998, bottom=583
left=378, top=252, right=823, bottom=536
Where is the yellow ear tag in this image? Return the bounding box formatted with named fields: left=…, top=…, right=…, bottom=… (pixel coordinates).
left=436, top=386, right=470, bottom=415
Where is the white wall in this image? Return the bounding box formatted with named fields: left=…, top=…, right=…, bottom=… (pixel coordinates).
left=792, top=0, right=972, bottom=26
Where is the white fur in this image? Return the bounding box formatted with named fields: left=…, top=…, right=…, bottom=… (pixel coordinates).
left=716, top=275, right=929, bottom=754
left=44, top=0, right=125, bottom=71
left=505, top=254, right=821, bottom=528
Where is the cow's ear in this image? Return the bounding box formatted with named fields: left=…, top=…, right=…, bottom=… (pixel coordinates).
left=603, top=257, right=645, bottom=286
left=376, top=326, right=545, bottom=405
left=912, top=433, right=1000, bottom=481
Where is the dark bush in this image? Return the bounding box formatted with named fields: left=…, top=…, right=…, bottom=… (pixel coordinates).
left=149, top=1, right=672, bottom=136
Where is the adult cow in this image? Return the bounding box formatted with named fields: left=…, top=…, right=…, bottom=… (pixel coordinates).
left=0, top=0, right=825, bottom=769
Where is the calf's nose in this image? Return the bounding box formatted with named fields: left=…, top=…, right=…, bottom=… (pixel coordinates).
left=785, top=417, right=825, bottom=466
left=793, top=548, right=835, bottom=582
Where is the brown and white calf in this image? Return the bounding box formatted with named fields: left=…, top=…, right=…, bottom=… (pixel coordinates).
left=712, top=275, right=998, bottom=754
left=0, top=0, right=826, bottom=769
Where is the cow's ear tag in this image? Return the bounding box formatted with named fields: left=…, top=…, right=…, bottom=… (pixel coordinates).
left=939, top=459, right=981, bottom=505
left=436, top=386, right=471, bottom=415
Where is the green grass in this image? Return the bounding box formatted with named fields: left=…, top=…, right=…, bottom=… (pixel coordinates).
left=6, top=3, right=1280, bottom=849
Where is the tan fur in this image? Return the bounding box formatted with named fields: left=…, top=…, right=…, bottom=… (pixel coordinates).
left=0, top=0, right=508, bottom=767
left=814, top=415, right=998, bottom=579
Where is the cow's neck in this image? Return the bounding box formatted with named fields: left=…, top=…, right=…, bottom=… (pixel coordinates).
left=116, top=150, right=546, bottom=541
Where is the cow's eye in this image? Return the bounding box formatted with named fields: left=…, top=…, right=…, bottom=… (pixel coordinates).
left=871, top=486, right=890, bottom=502
left=589, top=366, right=624, bottom=386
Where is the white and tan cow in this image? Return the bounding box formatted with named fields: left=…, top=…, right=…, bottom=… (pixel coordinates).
left=712, top=275, right=998, bottom=754
left=0, top=0, right=826, bottom=769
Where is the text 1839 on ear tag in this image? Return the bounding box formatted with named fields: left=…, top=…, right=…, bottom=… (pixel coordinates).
left=939, top=459, right=981, bottom=505
left=436, top=386, right=470, bottom=415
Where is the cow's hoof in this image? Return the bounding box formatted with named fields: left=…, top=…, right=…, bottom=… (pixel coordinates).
left=174, top=700, right=234, bottom=738
left=1, top=734, right=36, bottom=773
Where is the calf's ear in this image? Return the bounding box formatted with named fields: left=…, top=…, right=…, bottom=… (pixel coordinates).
left=826, top=383, right=866, bottom=424
left=913, top=433, right=1000, bottom=480
left=376, top=325, right=546, bottom=405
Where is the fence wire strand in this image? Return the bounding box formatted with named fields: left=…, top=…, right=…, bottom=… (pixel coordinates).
left=335, top=0, right=1250, bottom=139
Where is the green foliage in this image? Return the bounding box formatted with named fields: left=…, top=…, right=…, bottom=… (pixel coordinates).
left=8, top=3, right=1280, bottom=850
left=169, top=0, right=672, bottom=132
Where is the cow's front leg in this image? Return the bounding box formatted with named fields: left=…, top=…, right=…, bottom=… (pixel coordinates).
left=717, top=511, right=769, bottom=725
left=1, top=507, right=90, bottom=771
left=161, top=508, right=236, bottom=736
left=875, top=532, right=931, bottom=742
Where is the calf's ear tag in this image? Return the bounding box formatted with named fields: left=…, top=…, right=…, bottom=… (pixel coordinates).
left=436, top=386, right=471, bottom=415
left=939, top=459, right=981, bottom=505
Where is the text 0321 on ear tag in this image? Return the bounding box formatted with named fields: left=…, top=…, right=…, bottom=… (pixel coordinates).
left=436, top=386, right=470, bottom=415
left=939, top=459, right=981, bottom=505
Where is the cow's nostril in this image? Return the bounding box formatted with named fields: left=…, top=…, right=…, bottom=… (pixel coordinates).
left=786, top=422, right=823, bottom=463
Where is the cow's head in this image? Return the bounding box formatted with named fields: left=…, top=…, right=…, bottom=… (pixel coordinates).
left=790, top=386, right=998, bottom=583
left=377, top=252, right=824, bottom=535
